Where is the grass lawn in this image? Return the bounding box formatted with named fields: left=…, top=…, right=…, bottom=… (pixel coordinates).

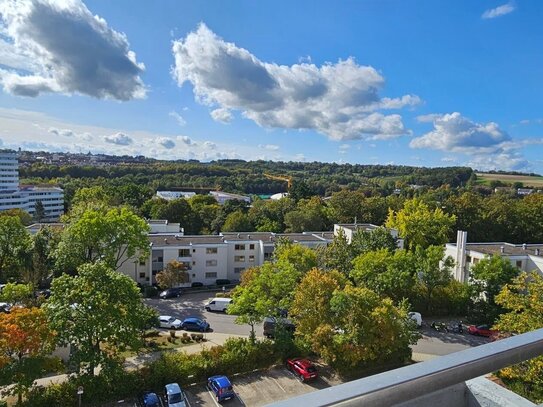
left=475, top=173, right=543, bottom=188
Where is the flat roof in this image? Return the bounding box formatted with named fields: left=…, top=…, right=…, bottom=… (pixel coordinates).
left=336, top=223, right=380, bottom=230
left=149, top=234, right=226, bottom=246
left=449, top=242, right=543, bottom=257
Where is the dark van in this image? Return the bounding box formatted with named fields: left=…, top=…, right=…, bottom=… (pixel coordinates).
left=263, top=317, right=295, bottom=338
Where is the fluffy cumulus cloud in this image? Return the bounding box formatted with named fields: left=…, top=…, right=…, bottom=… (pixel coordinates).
left=155, top=137, right=175, bottom=149
left=48, top=127, right=74, bottom=137
left=104, top=132, right=133, bottom=145
left=177, top=135, right=193, bottom=145
left=410, top=112, right=511, bottom=153
left=172, top=24, right=419, bottom=141
left=482, top=2, right=516, bottom=19
left=202, top=141, right=216, bottom=150
left=411, top=112, right=535, bottom=171
left=0, top=0, right=145, bottom=99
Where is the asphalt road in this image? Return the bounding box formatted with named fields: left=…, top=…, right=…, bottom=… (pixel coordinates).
left=146, top=292, right=491, bottom=356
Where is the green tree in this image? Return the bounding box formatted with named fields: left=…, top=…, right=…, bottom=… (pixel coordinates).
left=386, top=198, right=456, bottom=250
left=55, top=207, right=150, bottom=272
left=350, top=227, right=397, bottom=257
left=22, top=226, right=61, bottom=287
left=273, top=241, right=317, bottom=274
left=33, top=201, right=46, bottom=222
left=0, top=216, right=31, bottom=282
left=416, top=246, right=454, bottom=312
left=316, top=229, right=352, bottom=276
left=327, top=190, right=366, bottom=224
left=155, top=260, right=189, bottom=289
left=45, top=262, right=157, bottom=376
left=0, top=283, right=33, bottom=307
left=284, top=197, right=327, bottom=232
left=222, top=210, right=253, bottom=232
left=469, top=255, right=520, bottom=323
left=0, top=209, right=32, bottom=226
left=494, top=272, right=543, bottom=402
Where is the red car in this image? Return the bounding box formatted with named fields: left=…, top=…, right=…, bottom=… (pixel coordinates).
left=467, top=324, right=498, bottom=337
left=286, top=358, right=318, bottom=382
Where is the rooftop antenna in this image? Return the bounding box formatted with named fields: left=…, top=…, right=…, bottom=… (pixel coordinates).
left=354, top=216, right=357, bottom=226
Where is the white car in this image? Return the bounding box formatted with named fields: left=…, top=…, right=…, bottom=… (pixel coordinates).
left=159, top=315, right=182, bottom=329
left=408, top=312, right=422, bottom=328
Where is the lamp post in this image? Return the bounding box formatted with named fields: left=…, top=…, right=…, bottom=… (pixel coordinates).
left=77, top=386, right=84, bottom=407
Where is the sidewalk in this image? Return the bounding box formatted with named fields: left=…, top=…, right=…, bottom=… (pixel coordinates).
left=30, top=332, right=251, bottom=388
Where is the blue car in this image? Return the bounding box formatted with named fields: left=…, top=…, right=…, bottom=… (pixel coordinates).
left=181, top=317, right=210, bottom=332
left=164, top=383, right=186, bottom=407
left=207, top=375, right=235, bottom=402
left=141, top=391, right=162, bottom=407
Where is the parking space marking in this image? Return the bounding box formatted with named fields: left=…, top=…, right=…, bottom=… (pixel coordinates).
left=207, top=389, right=221, bottom=407
left=270, top=377, right=287, bottom=393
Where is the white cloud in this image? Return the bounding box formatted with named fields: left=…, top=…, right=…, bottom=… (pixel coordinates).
left=48, top=127, right=74, bottom=137
left=258, top=144, right=280, bottom=151
left=210, top=107, right=233, bottom=123
left=441, top=156, right=457, bottom=163
left=104, top=132, right=133, bottom=145
left=169, top=111, right=186, bottom=126
left=203, top=141, right=216, bottom=150
left=410, top=112, right=510, bottom=153
left=172, top=23, right=419, bottom=141
left=155, top=137, right=175, bottom=149
left=416, top=113, right=443, bottom=123
left=177, top=135, right=193, bottom=145
left=0, top=0, right=145, bottom=100
left=468, top=152, right=528, bottom=172
left=294, top=153, right=305, bottom=161
left=482, top=2, right=516, bottom=19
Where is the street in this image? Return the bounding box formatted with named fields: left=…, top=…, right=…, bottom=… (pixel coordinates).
left=146, top=291, right=492, bottom=357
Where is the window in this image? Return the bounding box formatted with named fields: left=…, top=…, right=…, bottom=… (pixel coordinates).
left=249, top=255, right=255, bottom=262
left=193, top=249, right=196, bottom=253
left=206, top=260, right=218, bottom=267
left=516, top=260, right=522, bottom=268
left=249, top=244, right=255, bottom=250
left=205, top=272, right=217, bottom=278
left=178, top=249, right=190, bottom=257
left=466, top=255, right=472, bottom=263
left=206, top=247, right=218, bottom=254
left=234, top=255, right=245, bottom=262
left=235, top=244, right=245, bottom=250
left=234, top=267, right=245, bottom=274
left=139, top=272, right=146, bottom=278
left=192, top=261, right=196, bottom=265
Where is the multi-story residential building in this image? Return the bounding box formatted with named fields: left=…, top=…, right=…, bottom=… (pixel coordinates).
left=334, top=223, right=404, bottom=248
left=445, top=230, right=543, bottom=283
left=0, top=150, right=64, bottom=220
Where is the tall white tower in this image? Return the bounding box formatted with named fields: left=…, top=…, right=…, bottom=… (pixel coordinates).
left=0, top=150, right=19, bottom=190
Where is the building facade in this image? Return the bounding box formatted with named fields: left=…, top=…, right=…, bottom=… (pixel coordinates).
left=0, top=150, right=64, bottom=220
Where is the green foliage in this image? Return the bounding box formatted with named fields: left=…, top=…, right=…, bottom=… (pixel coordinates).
left=45, top=262, right=158, bottom=375
left=222, top=210, right=253, bottom=232
left=415, top=246, right=454, bottom=312
left=155, top=260, right=189, bottom=289
left=350, top=227, right=397, bottom=256
left=273, top=241, right=317, bottom=274
left=55, top=206, right=150, bottom=272
left=494, top=273, right=543, bottom=403
left=0, top=208, right=32, bottom=226
left=386, top=198, right=456, bottom=250
left=316, top=229, right=352, bottom=276
left=0, top=216, right=31, bottom=282
left=23, top=226, right=60, bottom=286
left=0, top=283, right=33, bottom=306
left=469, top=255, right=520, bottom=323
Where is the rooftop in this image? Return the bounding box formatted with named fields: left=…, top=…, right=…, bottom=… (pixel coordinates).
left=449, top=242, right=543, bottom=257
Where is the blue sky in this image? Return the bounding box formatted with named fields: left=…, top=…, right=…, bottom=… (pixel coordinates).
left=1, top=0, right=542, bottom=172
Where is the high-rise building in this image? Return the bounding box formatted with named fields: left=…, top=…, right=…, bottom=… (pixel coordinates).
left=0, top=150, right=64, bottom=220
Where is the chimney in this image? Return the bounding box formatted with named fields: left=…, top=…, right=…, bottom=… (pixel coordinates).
left=523, top=243, right=527, bottom=251
left=500, top=246, right=505, bottom=254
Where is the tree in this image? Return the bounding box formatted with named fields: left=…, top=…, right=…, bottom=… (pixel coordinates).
left=284, top=197, right=328, bottom=232
left=0, top=307, right=56, bottom=404
left=147, top=198, right=197, bottom=234
left=273, top=241, right=317, bottom=274
left=292, top=269, right=418, bottom=371
left=33, top=200, right=46, bottom=222
left=25, top=226, right=60, bottom=286
left=386, top=198, right=456, bottom=250
left=494, top=272, right=543, bottom=401
left=222, top=210, right=253, bottom=232
left=0, top=216, right=31, bottom=282
left=55, top=207, right=150, bottom=273
left=0, top=208, right=32, bottom=226
left=469, top=255, right=520, bottom=323
left=415, top=246, right=454, bottom=312
left=155, top=260, right=189, bottom=289
left=327, top=190, right=366, bottom=224
left=316, top=229, right=352, bottom=276
left=45, top=262, right=157, bottom=376
left=0, top=283, right=34, bottom=307
left=350, top=227, right=397, bottom=257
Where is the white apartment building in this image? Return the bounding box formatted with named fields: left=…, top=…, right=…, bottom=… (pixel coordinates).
left=0, top=150, right=64, bottom=220
left=445, top=230, right=543, bottom=283
left=209, top=191, right=251, bottom=205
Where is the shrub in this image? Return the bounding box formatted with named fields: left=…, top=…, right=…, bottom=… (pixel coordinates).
left=169, top=330, right=176, bottom=339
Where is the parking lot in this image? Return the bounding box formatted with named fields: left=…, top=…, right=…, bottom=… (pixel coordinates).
left=183, top=363, right=341, bottom=406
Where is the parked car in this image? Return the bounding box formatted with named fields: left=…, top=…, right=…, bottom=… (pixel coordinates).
left=205, top=298, right=232, bottom=312
left=408, top=312, right=422, bottom=328
left=263, top=317, right=295, bottom=338
left=191, top=282, right=204, bottom=288
left=139, top=391, right=163, bottom=407
left=215, top=279, right=231, bottom=286
left=467, top=324, right=498, bottom=337
left=159, top=287, right=182, bottom=299
left=164, top=383, right=186, bottom=407
left=0, top=302, right=11, bottom=313
left=207, top=375, right=235, bottom=402
left=159, top=315, right=183, bottom=330
left=286, top=358, right=318, bottom=382
left=181, top=317, right=210, bottom=332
